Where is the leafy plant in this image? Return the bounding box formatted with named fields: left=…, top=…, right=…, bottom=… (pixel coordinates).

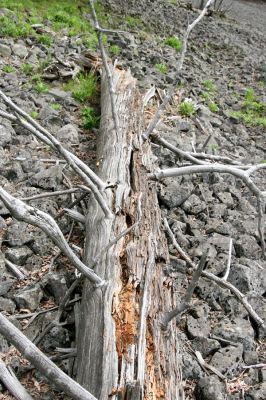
left=22, top=63, right=33, bottom=75
left=155, top=63, right=168, bottom=74
left=33, top=81, right=49, bottom=94
left=179, top=99, right=195, bottom=117
left=51, top=103, right=61, bottom=110
left=208, top=102, right=219, bottom=113
left=83, top=33, right=98, bottom=50
left=3, top=65, right=15, bottom=73
left=37, top=34, right=53, bottom=47
left=125, top=15, right=142, bottom=28
left=200, top=91, right=211, bottom=101
left=64, top=72, right=97, bottom=103
left=164, top=36, right=182, bottom=52
left=30, top=110, right=39, bottom=119
left=82, top=107, right=100, bottom=129
left=203, top=79, right=216, bottom=92
left=0, top=15, right=33, bottom=37
left=109, top=44, right=121, bottom=56
left=230, top=87, right=266, bottom=127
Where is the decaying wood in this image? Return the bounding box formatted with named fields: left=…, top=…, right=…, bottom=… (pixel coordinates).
left=77, top=67, right=183, bottom=399
left=0, top=360, right=33, bottom=400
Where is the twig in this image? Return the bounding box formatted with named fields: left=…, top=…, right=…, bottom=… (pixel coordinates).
left=0, top=187, right=105, bottom=286
left=143, top=0, right=215, bottom=139
left=242, top=363, right=266, bottom=370
left=0, top=360, right=33, bottom=400
left=222, top=238, right=232, bottom=281
left=20, top=188, right=83, bottom=201
left=5, top=259, right=28, bottom=279
left=0, top=313, right=97, bottom=400
left=195, top=351, right=226, bottom=380
left=161, top=250, right=207, bottom=328
left=164, top=218, right=266, bottom=330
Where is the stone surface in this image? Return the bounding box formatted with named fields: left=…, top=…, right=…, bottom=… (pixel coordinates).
left=195, top=375, right=226, bottom=400
left=5, top=246, right=33, bottom=265
left=0, top=297, right=16, bottom=313
left=13, top=285, right=43, bottom=311
left=0, top=43, right=12, bottom=57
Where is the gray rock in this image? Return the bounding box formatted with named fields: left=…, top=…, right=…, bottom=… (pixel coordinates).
left=7, top=221, right=33, bottom=246
left=182, top=352, right=204, bottom=379
left=0, top=297, right=16, bottom=313
left=0, top=281, right=13, bottom=296
left=42, top=273, right=68, bottom=304
left=216, top=191, right=234, bottom=207
left=195, top=375, right=226, bottom=400
left=29, top=165, right=63, bottom=190
left=191, top=337, right=221, bottom=357
left=0, top=334, right=9, bottom=352
left=1, top=162, right=25, bottom=182
left=29, top=230, right=54, bottom=256
left=0, top=43, right=12, bottom=57
left=243, top=350, right=258, bottom=365
left=56, top=124, right=79, bottom=144
left=12, top=43, right=28, bottom=58
left=213, top=317, right=254, bottom=350
left=245, top=383, right=266, bottom=400
left=0, top=216, right=7, bottom=246
left=0, top=124, right=12, bottom=147
left=182, top=194, right=207, bottom=214
left=210, top=344, right=243, bottom=377
left=158, top=178, right=194, bottom=209
left=13, top=285, right=43, bottom=311
left=49, top=88, right=71, bottom=102
left=234, top=235, right=261, bottom=259
left=187, top=312, right=211, bottom=339
left=5, top=246, right=33, bottom=265
left=228, top=263, right=265, bottom=294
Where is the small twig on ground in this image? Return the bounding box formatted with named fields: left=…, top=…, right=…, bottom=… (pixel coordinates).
left=161, top=247, right=207, bottom=329
left=5, top=259, right=28, bottom=280
left=195, top=351, right=226, bottom=380
left=222, top=238, right=233, bottom=281
left=164, top=218, right=266, bottom=331
left=0, top=360, right=33, bottom=400
left=242, top=363, right=266, bottom=370
left=20, top=188, right=83, bottom=201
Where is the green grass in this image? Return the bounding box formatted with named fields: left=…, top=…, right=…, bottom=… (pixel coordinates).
left=33, top=80, right=49, bottom=94
left=22, top=63, right=33, bottom=75
left=109, top=44, right=121, bottom=56
left=179, top=100, right=195, bottom=117
left=64, top=72, right=97, bottom=103
left=203, top=79, right=216, bottom=92
left=3, top=65, right=15, bottom=73
left=37, top=34, right=53, bottom=47
left=164, top=36, right=182, bottom=52
left=208, top=102, right=219, bottom=113
left=51, top=103, right=62, bottom=110
left=30, top=110, right=39, bottom=119
left=230, top=88, right=266, bottom=127
left=155, top=63, right=168, bottom=74
left=125, top=15, right=142, bottom=28
left=82, top=107, right=100, bottom=129
left=200, top=91, right=211, bottom=101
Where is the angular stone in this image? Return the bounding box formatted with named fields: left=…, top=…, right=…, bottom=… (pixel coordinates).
left=13, top=285, right=43, bottom=311
left=195, top=375, right=226, bottom=400
left=7, top=221, right=33, bottom=246
left=56, top=124, right=79, bottom=144
left=0, top=281, right=13, bottom=296
left=191, top=337, right=221, bottom=358
left=0, top=43, right=12, bottom=57
left=213, top=317, right=254, bottom=350
left=0, top=215, right=7, bottom=246
left=43, top=273, right=68, bottom=304
left=29, top=165, right=63, bottom=190
left=210, top=344, right=243, bottom=377
left=182, top=352, right=204, bottom=380
left=12, top=44, right=28, bottom=58
left=234, top=235, right=261, bottom=259
left=5, top=246, right=33, bottom=265
left=0, top=124, right=12, bottom=147
left=0, top=297, right=16, bottom=313
left=228, top=263, right=265, bottom=295
left=182, top=194, right=207, bottom=214
left=245, top=383, right=266, bottom=400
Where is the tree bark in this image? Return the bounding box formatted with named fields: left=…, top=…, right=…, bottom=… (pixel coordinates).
left=77, top=67, right=183, bottom=399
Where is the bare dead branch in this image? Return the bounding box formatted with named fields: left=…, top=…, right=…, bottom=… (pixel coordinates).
left=143, top=0, right=215, bottom=139
left=0, top=313, right=97, bottom=400
left=0, top=360, right=33, bottom=400
left=161, top=249, right=207, bottom=328
left=20, top=188, right=83, bottom=201
left=0, top=187, right=105, bottom=286
left=164, top=219, right=266, bottom=330
left=195, top=351, right=226, bottom=380
left=242, top=364, right=266, bottom=370
left=222, top=238, right=233, bottom=281
left=5, top=259, right=28, bottom=279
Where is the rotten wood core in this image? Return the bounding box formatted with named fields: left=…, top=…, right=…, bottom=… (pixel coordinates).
left=76, top=67, right=183, bottom=399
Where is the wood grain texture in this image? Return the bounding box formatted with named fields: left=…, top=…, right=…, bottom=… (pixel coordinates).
left=77, top=66, right=183, bottom=399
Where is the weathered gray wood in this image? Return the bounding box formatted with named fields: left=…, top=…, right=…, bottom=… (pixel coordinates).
left=77, top=67, right=183, bottom=399
left=0, top=361, right=33, bottom=400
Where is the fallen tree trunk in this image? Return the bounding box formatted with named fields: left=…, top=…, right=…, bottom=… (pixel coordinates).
left=77, top=67, right=183, bottom=399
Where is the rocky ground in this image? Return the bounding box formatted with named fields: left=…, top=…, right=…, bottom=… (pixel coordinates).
left=0, top=0, right=265, bottom=399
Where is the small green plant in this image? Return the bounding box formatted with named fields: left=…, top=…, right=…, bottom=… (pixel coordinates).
left=82, top=107, right=100, bottom=129
left=109, top=44, right=121, bottom=56
left=125, top=15, right=142, bottom=28
left=155, top=63, right=168, bottom=74
left=200, top=91, right=211, bottom=101
left=64, top=72, right=97, bottom=103
left=230, top=87, right=266, bottom=127
left=208, top=102, right=219, bottom=113
left=33, top=81, right=49, bottom=94
left=203, top=79, right=216, bottom=92
left=0, top=15, right=33, bottom=37
left=51, top=103, right=61, bottom=110
left=179, top=99, right=195, bottom=117
left=22, top=63, right=33, bottom=75
left=3, top=65, right=15, bottom=73
left=30, top=110, right=39, bottom=119
left=83, top=32, right=98, bottom=50
left=37, top=34, right=53, bottom=47
left=164, top=36, right=182, bottom=52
